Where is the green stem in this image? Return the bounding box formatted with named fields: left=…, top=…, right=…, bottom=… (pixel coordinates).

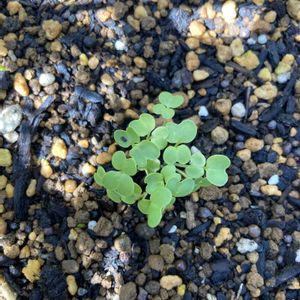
left=176, top=168, right=188, bottom=178
left=175, top=163, right=187, bottom=168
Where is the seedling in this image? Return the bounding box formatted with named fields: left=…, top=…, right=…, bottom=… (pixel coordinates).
left=94, top=92, right=231, bottom=227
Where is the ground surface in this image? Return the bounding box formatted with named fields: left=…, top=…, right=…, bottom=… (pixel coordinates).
left=0, top=0, right=300, bottom=299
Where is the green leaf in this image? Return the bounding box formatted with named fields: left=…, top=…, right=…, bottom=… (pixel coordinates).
left=121, top=183, right=142, bottom=204
left=102, top=171, right=135, bottom=196
left=150, top=187, right=173, bottom=208
left=94, top=166, right=106, bottom=185
left=129, top=113, right=155, bottom=137
left=163, top=145, right=191, bottom=165
left=185, top=151, right=206, bottom=178
left=138, top=199, right=151, bottom=214
left=0, top=65, right=8, bottom=72
left=159, top=91, right=184, bottom=108
left=112, top=151, right=137, bottom=176
left=161, top=165, right=181, bottom=182
left=165, top=120, right=197, bottom=144
left=205, top=155, right=231, bottom=186
left=114, top=128, right=140, bottom=148
left=130, top=140, right=160, bottom=169
left=145, top=173, right=164, bottom=194
left=102, top=171, right=120, bottom=190
left=107, top=189, right=121, bottom=203
left=153, top=103, right=175, bottom=119
left=193, top=177, right=211, bottom=192
left=166, top=177, right=195, bottom=197
left=145, top=159, right=161, bottom=173
left=147, top=210, right=163, bottom=228
left=151, top=126, right=169, bottom=149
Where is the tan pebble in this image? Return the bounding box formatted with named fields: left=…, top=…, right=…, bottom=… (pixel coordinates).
left=79, top=53, right=88, bottom=66
left=0, top=149, right=12, bottom=167
left=14, top=73, right=30, bottom=96
left=258, top=67, right=272, bottom=81
left=42, top=20, right=62, bottom=40
left=67, top=275, right=78, bottom=296
left=271, top=143, right=283, bottom=155
left=134, top=5, right=148, bottom=19
left=0, top=217, right=7, bottom=235
left=295, top=34, right=300, bottom=43
left=26, top=179, right=37, bottom=197
left=264, top=11, right=277, bottom=23
left=222, top=0, right=237, bottom=22
left=18, top=7, right=27, bottom=22
left=28, top=231, right=36, bottom=241
left=96, top=152, right=112, bottom=165
left=287, top=0, right=300, bottom=21
left=189, top=20, right=206, bottom=37
left=64, top=180, right=77, bottom=193
left=185, top=51, right=200, bottom=71
left=254, top=82, right=278, bottom=100
left=50, top=41, right=62, bottom=52
left=22, top=259, right=42, bottom=283
left=160, top=275, right=182, bottom=290
left=4, top=244, right=19, bottom=259
left=275, top=62, right=291, bottom=75
left=127, top=16, right=140, bottom=31
left=211, top=126, right=229, bottom=145
left=177, top=284, right=186, bottom=297
left=95, top=9, right=111, bottom=22
left=0, top=175, right=7, bottom=190
left=214, top=227, right=232, bottom=247
left=281, top=54, right=295, bottom=66
left=68, top=229, right=78, bottom=240
left=0, top=44, right=8, bottom=56
left=78, top=139, right=89, bottom=148
left=214, top=98, right=232, bottom=115
left=157, top=0, right=169, bottom=10
left=51, top=138, right=68, bottom=159
left=193, top=69, right=209, bottom=81
left=253, top=0, right=264, bottom=5
left=261, top=185, right=281, bottom=196
left=19, top=245, right=30, bottom=258
left=237, top=149, right=251, bottom=161
left=216, top=45, right=232, bottom=63
left=101, top=73, right=114, bottom=86
left=230, top=38, right=244, bottom=57
left=88, top=56, right=99, bottom=70
left=5, top=183, right=14, bottom=198
left=234, top=50, right=259, bottom=70
left=125, top=109, right=139, bottom=119
left=108, top=144, right=117, bottom=154
left=290, top=127, right=297, bottom=137
left=134, top=57, right=147, bottom=68
left=245, top=138, right=264, bottom=152
left=82, top=163, right=96, bottom=177
left=40, top=159, right=53, bottom=178
left=6, top=1, right=22, bottom=15
left=185, top=37, right=200, bottom=50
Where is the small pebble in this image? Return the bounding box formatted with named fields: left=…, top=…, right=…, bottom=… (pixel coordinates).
left=198, top=106, right=209, bottom=117
left=115, top=40, right=126, bottom=51
left=267, top=120, right=277, bottom=130
left=268, top=174, right=279, bottom=185
left=257, top=34, right=268, bottom=44
left=39, top=73, right=55, bottom=87
left=236, top=238, right=258, bottom=253
left=295, top=249, right=300, bottom=263
left=0, top=148, right=12, bottom=167
left=277, top=73, right=291, bottom=84
left=231, top=102, right=246, bottom=118
left=168, top=225, right=177, bottom=234
left=0, top=105, right=22, bottom=134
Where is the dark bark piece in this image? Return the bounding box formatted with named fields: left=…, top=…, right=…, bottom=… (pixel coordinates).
left=230, top=120, right=257, bottom=136
left=74, top=85, right=104, bottom=103
left=145, top=71, right=172, bottom=90
left=259, top=96, right=288, bottom=122
left=0, top=71, right=11, bottom=90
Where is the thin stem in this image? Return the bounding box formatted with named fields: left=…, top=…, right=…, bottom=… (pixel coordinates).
left=176, top=168, right=188, bottom=178
left=175, top=163, right=187, bottom=168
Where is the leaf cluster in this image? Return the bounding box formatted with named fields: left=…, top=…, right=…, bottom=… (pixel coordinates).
left=94, top=92, right=231, bottom=227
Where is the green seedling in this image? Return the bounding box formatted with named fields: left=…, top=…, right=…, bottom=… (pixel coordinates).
left=0, top=65, right=8, bottom=72
left=94, top=91, right=231, bottom=228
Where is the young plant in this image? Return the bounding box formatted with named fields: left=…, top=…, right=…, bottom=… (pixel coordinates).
left=94, top=92, right=231, bottom=228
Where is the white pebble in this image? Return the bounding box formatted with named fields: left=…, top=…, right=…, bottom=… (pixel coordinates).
left=168, top=225, right=177, bottom=233
left=257, top=34, right=268, bottom=44
left=236, top=238, right=258, bottom=254
left=295, top=249, right=300, bottom=263
left=247, top=37, right=256, bottom=45
left=88, top=220, right=97, bottom=230
left=4, top=131, right=19, bottom=143
left=277, top=73, right=291, bottom=84
left=231, top=102, right=246, bottom=118
left=115, top=40, right=126, bottom=51
left=191, top=146, right=200, bottom=154
left=0, top=105, right=22, bottom=134
left=198, top=106, right=209, bottom=117
left=39, top=73, right=55, bottom=87
left=268, top=174, right=279, bottom=185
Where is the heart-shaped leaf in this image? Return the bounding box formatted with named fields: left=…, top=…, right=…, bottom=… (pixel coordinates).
left=161, top=165, right=181, bottom=182
left=159, top=91, right=184, bottom=108
left=151, top=187, right=173, bottom=208
left=163, top=145, right=191, bottom=165
left=138, top=198, right=151, bottom=214
left=166, top=177, right=195, bottom=197
left=145, top=159, right=161, bottom=173
left=145, top=173, right=164, bottom=194
left=205, top=155, right=231, bottom=186
left=130, top=140, right=160, bottom=169
left=165, top=120, right=197, bottom=144
left=94, top=166, right=106, bottom=186
left=185, top=151, right=206, bottom=178
left=121, top=183, right=142, bottom=204
left=114, top=127, right=140, bottom=148
left=107, top=189, right=121, bottom=203
left=151, top=126, right=169, bottom=149
left=102, top=171, right=134, bottom=196
left=193, top=177, right=211, bottom=192
left=129, top=113, right=155, bottom=137
left=112, top=151, right=137, bottom=176
left=153, top=103, right=175, bottom=119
